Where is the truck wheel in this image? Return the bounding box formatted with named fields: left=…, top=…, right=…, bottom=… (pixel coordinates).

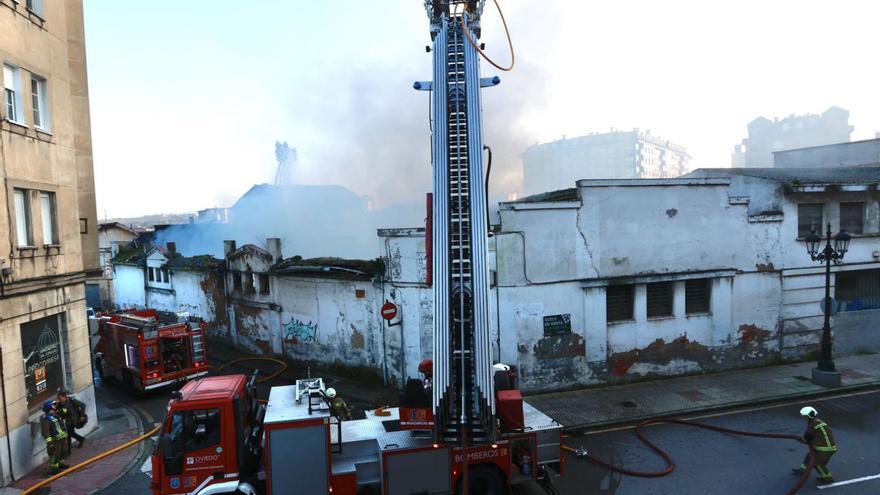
left=457, top=466, right=505, bottom=495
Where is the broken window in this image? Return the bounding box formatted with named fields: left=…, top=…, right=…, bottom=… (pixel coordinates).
left=245, top=269, right=255, bottom=294
left=606, top=285, right=634, bottom=322
left=836, top=269, right=880, bottom=312
left=355, top=289, right=365, bottom=299
left=797, top=203, right=823, bottom=238
left=148, top=267, right=155, bottom=282
left=161, top=268, right=170, bottom=284
left=232, top=272, right=242, bottom=291
left=259, top=273, right=270, bottom=295
left=685, top=279, right=711, bottom=314
left=840, top=202, right=864, bottom=235
left=646, top=282, right=674, bottom=318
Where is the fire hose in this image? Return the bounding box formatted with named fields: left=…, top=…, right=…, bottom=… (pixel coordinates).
left=562, top=418, right=817, bottom=495
left=20, top=356, right=286, bottom=494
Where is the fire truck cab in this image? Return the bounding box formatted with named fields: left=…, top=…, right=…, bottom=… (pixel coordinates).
left=94, top=309, right=209, bottom=391
left=151, top=374, right=263, bottom=495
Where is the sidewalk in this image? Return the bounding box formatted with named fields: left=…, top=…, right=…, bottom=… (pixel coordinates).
left=527, top=353, right=880, bottom=431
left=7, top=392, right=146, bottom=495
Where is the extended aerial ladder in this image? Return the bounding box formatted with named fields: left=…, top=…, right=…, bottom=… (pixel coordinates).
left=418, top=0, right=499, bottom=448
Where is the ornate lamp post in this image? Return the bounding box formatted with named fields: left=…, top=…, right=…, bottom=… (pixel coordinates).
left=803, top=222, right=850, bottom=387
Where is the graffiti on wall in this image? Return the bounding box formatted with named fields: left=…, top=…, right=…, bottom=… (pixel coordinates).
left=283, top=317, right=318, bottom=344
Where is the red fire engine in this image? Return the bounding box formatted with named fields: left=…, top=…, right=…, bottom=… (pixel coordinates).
left=94, top=309, right=208, bottom=392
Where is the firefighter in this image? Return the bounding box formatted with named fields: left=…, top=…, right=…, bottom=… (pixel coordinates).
left=57, top=390, right=87, bottom=450
left=40, top=400, right=69, bottom=474
left=792, top=406, right=837, bottom=485
left=325, top=388, right=351, bottom=421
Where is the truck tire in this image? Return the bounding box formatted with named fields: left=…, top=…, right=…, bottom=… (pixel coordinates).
left=456, top=465, right=505, bottom=495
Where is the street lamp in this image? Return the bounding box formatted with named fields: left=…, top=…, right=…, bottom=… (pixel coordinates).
left=803, top=222, right=851, bottom=387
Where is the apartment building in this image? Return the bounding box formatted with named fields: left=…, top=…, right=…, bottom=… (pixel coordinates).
left=521, top=129, right=691, bottom=196
left=0, top=0, right=99, bottom=482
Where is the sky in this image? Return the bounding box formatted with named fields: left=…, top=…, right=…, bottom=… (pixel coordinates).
left=83, top=0, right=880, bottom=219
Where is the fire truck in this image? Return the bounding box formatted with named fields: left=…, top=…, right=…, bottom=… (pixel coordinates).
left=94, top=309, right=209, bottom=392
left=150, top=1, right=563, bottom=493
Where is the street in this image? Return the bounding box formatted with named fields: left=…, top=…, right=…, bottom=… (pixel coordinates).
left=514, top=389, right=880, bottom=495
left=93, top=365, right=880, bottom=495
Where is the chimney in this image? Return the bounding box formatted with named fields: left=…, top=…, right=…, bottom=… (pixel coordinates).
left=223, top=240, right=237, bottom=257
left=166, top=242, right=176, bottom=255
left=266, top=238, right=282, bottom=263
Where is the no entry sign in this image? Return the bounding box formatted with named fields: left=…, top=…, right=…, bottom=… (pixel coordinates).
left=381, top=301, right=398, bottom=321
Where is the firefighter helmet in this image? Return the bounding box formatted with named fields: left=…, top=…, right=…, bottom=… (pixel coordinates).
left=800, top=406, right=818, bottom=419
left=326, top=387, right=337, bottom=399
left=42, top=400, right=56, bottom=412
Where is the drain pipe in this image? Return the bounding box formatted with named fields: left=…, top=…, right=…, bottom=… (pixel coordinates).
left=1, top=347, right=15, bottom=481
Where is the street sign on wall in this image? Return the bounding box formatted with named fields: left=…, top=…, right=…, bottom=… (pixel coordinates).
left=381, top=301, right=399, bottom=321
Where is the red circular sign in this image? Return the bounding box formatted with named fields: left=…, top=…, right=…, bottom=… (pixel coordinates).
left=381, top=301, right=398, bottom=321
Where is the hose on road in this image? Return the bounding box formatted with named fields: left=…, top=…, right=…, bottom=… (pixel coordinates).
left=215, top=356, right=288, bottom=383
left=563, top=418, right=816, bottom=495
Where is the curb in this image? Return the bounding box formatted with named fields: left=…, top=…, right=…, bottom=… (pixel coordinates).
left=87, top=402, right=148, bottom=495
left=561, top=381, right=880, bottom=434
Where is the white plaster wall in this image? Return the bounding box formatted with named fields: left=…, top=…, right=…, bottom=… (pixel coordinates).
left=496, top=282, right=596, bottom=391
left=275, top=277, right=391, bottom=379
left=113, top=265, right=145, bottom=308
left=579, top=183, right=785, bottom=277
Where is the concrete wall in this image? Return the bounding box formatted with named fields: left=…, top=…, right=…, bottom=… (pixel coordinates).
left=773, top=139, right=880, bottom=168
left=113, top=265, right=146, bottom=308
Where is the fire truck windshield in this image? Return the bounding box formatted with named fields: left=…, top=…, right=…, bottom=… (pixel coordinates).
left=164, top=408, right=221, bottom=461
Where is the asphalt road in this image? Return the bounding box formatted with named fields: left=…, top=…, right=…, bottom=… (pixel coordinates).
left=95, top=371, right=880, bottom=495
left=514, top=388, right=880, bottom=495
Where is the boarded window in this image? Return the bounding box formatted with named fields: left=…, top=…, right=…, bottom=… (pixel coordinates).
left=354, top=288, right=365, bottom=299
left=232, top=272, right=242, bottom=291
left=606, top=285, right=634, bottom=322
left=685, top=279, right=711, bottom=314
left=840, top=202, right=864, bottom=235
left=836, top=269, right=880, bottom=312
left=646, top=282, right=674, bottom=318
left=798, top=203, right=823, bottom=237
left=259, top=273, right=270, bottom=295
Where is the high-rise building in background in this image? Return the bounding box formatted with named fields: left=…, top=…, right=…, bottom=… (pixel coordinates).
left=732, top=106, right=854, bottom=167
left=520, top=129, right=691, bottom=196
left=0, top=0, right=99, bottom=480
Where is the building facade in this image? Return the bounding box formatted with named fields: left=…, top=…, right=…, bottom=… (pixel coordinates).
left=520, top=129, right=691, bottom=196
left=732, top=106, right=854, bottom=167
left=495, top=167, right=879, bottom=391
left=0, top=0, right=98, bottom=483
left=93, top=222, right=137, bottom=309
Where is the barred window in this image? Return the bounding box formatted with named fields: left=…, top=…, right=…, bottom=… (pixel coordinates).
left=836, top=269, right=880, bottom=312
left=840, top=202, right=864, bottom=235
left=685, top=279, right=712, bottom=314
left=798, top=203, right=823, bottom=237
left=646, top=282, right=674, bottom=318
left=606, top=285, right=634, bottom=322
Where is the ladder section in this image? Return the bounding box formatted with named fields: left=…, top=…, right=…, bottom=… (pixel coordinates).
left=441, top=16, right=488, bottom=445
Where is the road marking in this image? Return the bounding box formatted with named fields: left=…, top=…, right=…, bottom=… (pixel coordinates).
left=579, top=387, right=880, bottom=436
left=817, top=472, right=880, bottom=489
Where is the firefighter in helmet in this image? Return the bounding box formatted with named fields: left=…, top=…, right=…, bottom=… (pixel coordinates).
left=792, top=406, right=837, bottom=485
left=325, top=388, right=351, bottom=421
left=40, top=400, right=69, bottom=474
